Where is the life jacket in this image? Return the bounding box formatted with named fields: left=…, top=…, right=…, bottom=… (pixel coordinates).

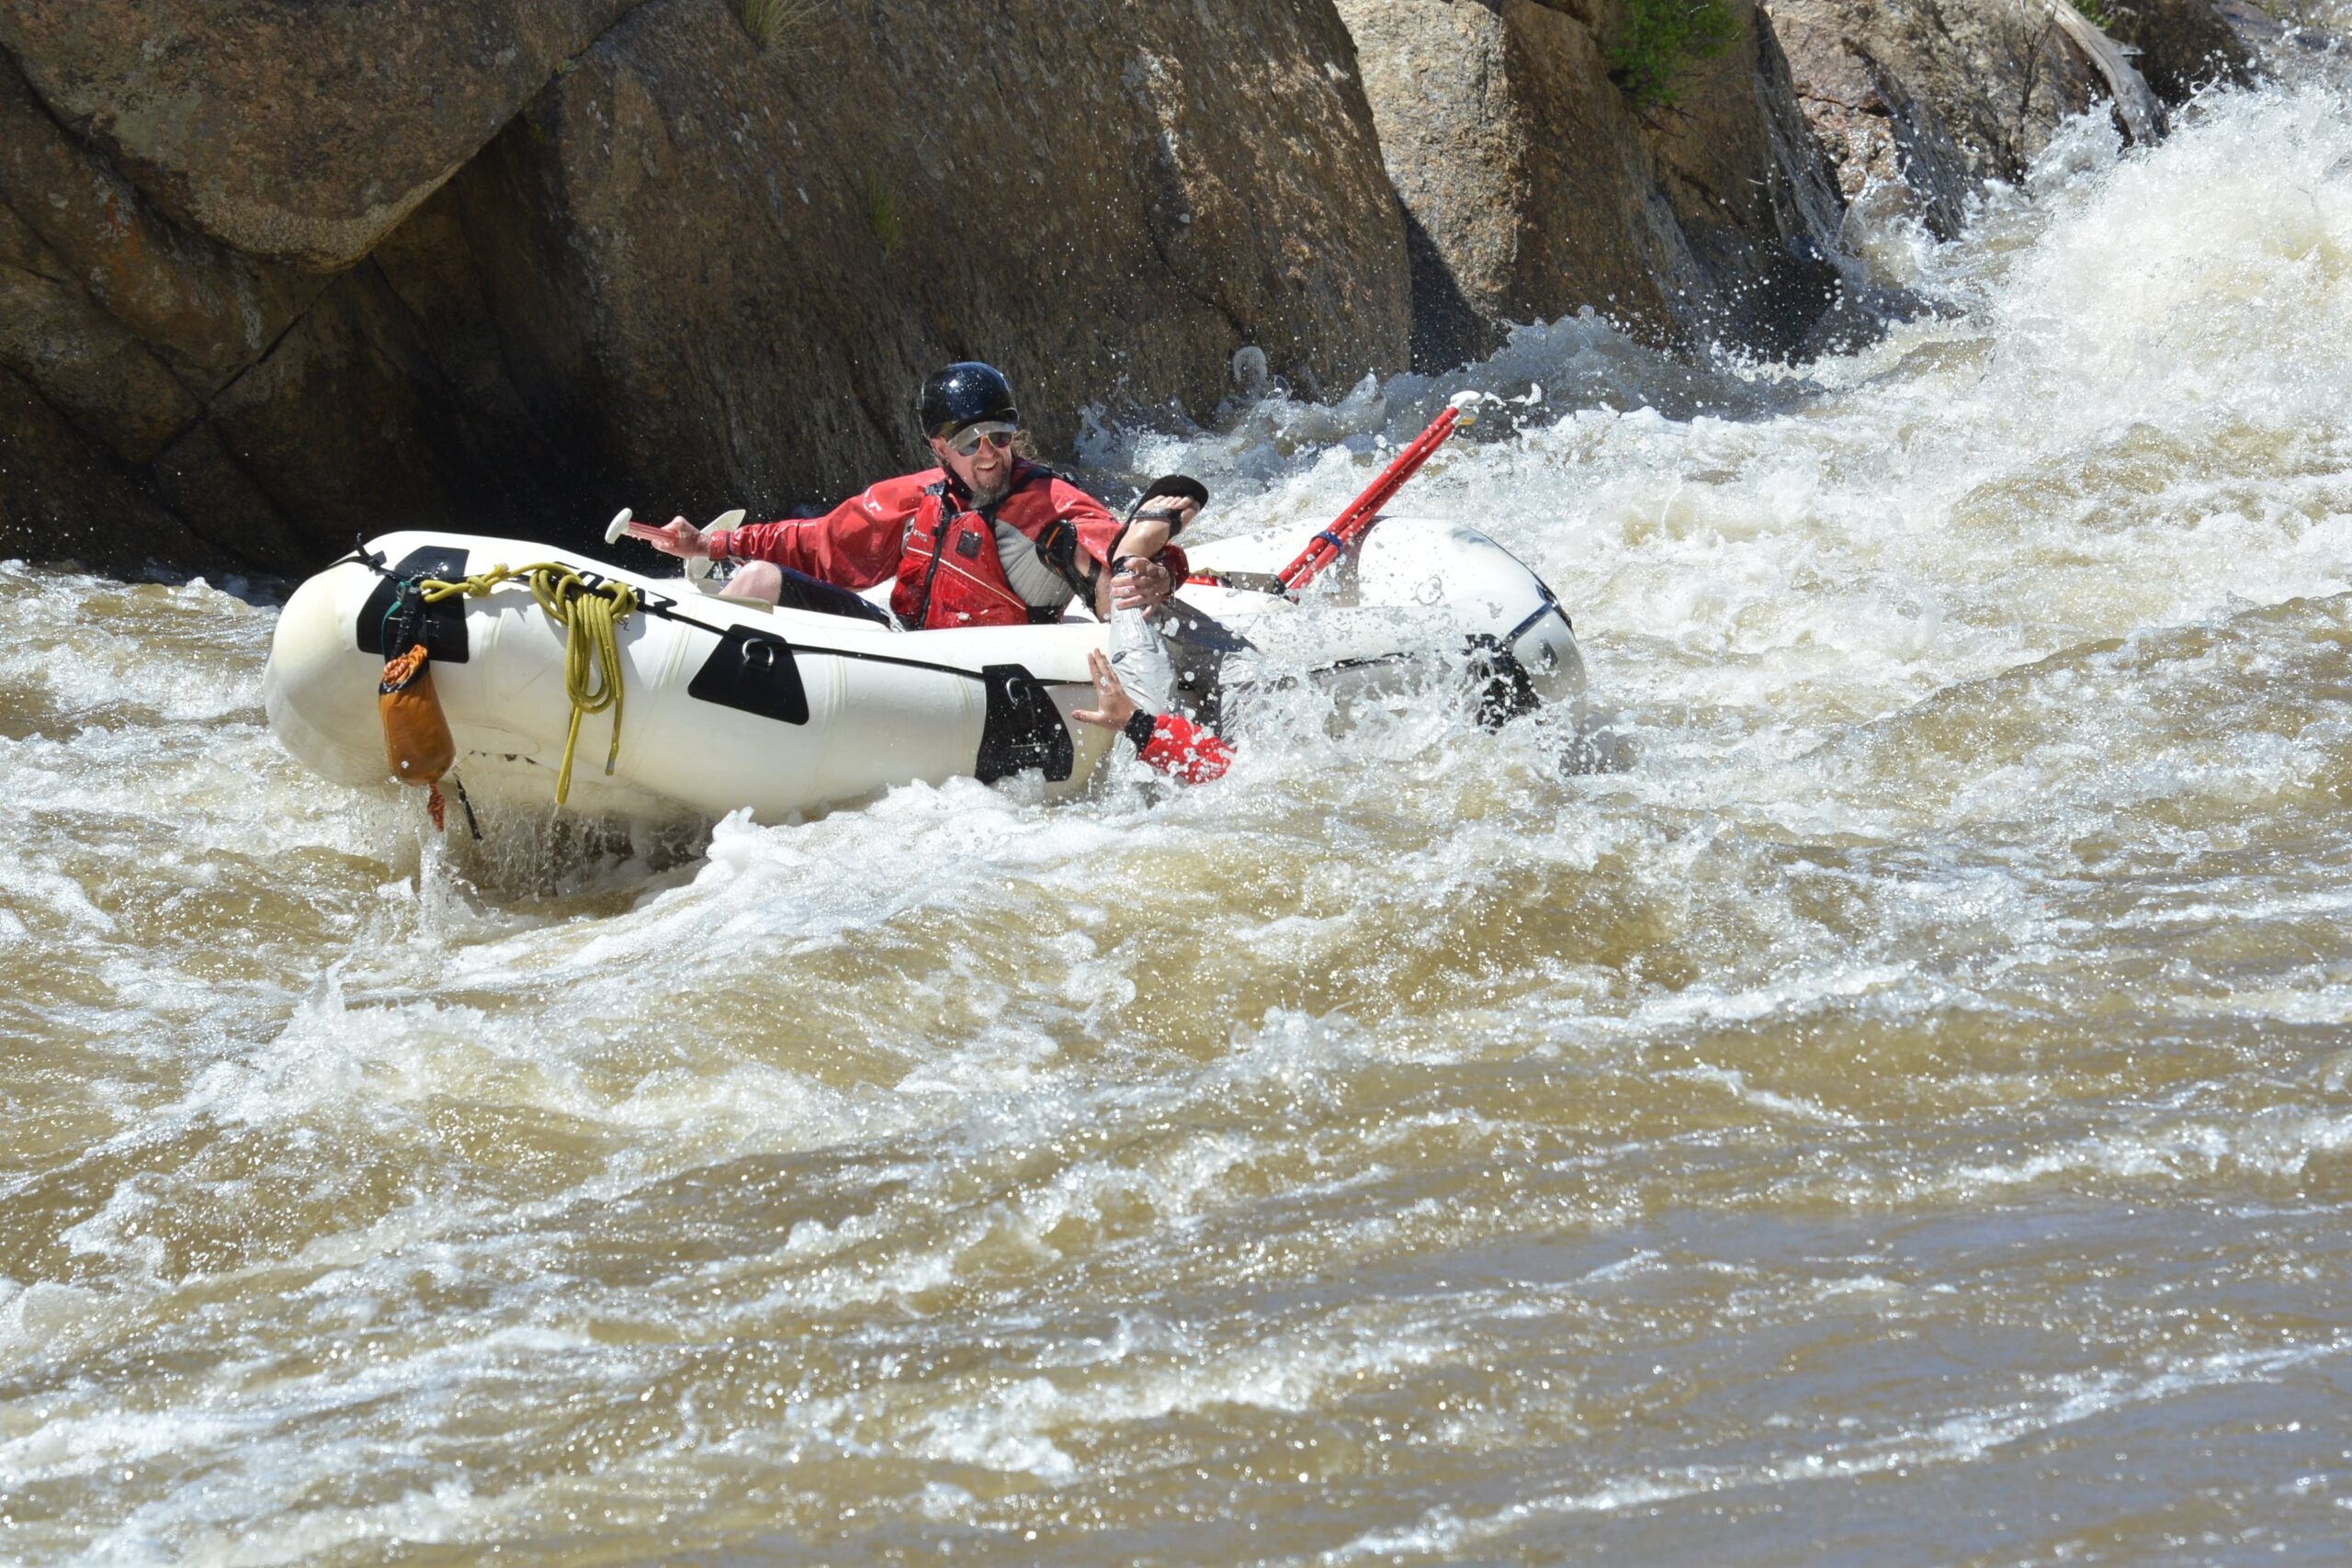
left=892, top=463, right=1095, bottom=630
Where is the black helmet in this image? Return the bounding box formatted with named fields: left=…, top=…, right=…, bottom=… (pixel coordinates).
left=918, top=361, right=1018, bottom=439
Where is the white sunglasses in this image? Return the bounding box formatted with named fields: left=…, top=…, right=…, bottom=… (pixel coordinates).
left=944, top=422, right=1019, bottom=457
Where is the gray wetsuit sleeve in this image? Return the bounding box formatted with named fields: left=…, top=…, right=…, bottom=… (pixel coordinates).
left=993, top=520, right=1077, bottom=615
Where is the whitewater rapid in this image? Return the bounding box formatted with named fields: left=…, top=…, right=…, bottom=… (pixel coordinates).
left=6, top=79, right=2352, bottom=1565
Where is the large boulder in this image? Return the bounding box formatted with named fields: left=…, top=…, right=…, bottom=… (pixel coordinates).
left=1335, top=0, right=1849, bottom=368
left=0, top=0, right=646, bottom=272
left=1766, top=0, right=2130, bottom=234
left=1768, top=0, right=1974, bottom=237
left=0, top=0, right=1411, bottom=573
left=2098, top=0, right=2256, bottom=103
left=1634, top=2, right=1857, bottom=352
left=0, top=367, right=209, bottom=571
left=0, top=201, right=198, bottom=466
left=0, top=50, right=327, bottom=425
left=428, top=0, right=1411, bottom=523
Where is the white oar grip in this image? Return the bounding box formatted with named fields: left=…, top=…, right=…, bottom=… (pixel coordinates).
left=604, top=507, right=633, bottom=545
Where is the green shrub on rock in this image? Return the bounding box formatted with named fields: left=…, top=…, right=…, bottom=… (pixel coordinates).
left=736, top=0, right=820, bottom=50
left=1607, top=0, right=1741, bottom=108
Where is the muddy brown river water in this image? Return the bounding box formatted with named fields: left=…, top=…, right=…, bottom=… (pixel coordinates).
left=6, top=83, right=2352, bottom=1567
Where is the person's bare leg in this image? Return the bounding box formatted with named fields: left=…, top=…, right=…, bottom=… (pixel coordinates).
left=718, top=561, right=784, bottom=604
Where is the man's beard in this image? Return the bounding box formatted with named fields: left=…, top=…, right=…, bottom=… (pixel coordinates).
left=967, top=468, right=1012, bottom=508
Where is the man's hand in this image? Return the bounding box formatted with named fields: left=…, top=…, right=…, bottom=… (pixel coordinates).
left=1110, top=554, right=1174, bottom=611
left=623, top=514, right=709, bottom=558
left=1103, top=498, right=1195, bottom=613
left=1070, top=649, right=1141, bottom=732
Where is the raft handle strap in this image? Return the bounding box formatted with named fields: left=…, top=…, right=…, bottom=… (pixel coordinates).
left=376, top=577, right=434, bottom=667
left=449, top=775, right=481, bottom=840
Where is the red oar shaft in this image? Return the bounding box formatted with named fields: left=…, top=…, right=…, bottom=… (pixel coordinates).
left=1276, top=403, right=1466, bottom=592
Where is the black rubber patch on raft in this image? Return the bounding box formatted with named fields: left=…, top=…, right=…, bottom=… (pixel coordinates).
left=688, top=626, right=810, bottom=725
left=1465, top=633, right=1542, bottom=730
left=356, top=546, right=470, bottom=663
left=977, top=663, right=1073, bottom=783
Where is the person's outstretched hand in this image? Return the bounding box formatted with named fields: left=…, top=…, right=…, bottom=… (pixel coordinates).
left=625, top=514, right=707, bottom=558
left=1071, top=648, right=1140, bottom=731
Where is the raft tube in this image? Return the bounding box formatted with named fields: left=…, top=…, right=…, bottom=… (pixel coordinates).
left=263, top=515, right=1584, bottom=821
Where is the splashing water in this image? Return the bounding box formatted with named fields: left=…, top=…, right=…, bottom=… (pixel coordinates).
left=6, top=82, right=2352, bottom=1565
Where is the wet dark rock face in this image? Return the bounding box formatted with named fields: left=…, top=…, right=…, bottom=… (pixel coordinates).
left=0, top=0, right=2208, bottom=576
left=0, top=0, right=1409, bottom=574
left=1339, top=0, right=1850, bottom=370
left=2098, top=0, right=2256, bottom=104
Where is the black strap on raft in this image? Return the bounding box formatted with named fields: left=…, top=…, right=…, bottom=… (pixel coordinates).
left=976, top=663, right=1075, bottom=782
left=335, top=535, right=1097, bottom=707
left=356, top=545, right=474, bottom=660
left=378, top=577, right=430, bottom=660
left=449, top=775, right=482, bottom=840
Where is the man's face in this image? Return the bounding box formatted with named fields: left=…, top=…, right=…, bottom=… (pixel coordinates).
left=929, top=423, right=1018, bottom=506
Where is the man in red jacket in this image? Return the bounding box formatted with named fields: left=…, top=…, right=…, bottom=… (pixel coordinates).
left=623, top=362, right=1180, bottom=626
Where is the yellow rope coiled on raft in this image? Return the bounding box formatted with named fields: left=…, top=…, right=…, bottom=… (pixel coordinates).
left=417, top=563, right=640, bottom=807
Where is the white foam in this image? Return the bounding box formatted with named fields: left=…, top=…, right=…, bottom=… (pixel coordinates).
left=1675, top=1065, right=1860, bottom=1126
left=908, top=1300, right=1454, bottom=1483
left=11, top=75, right=2352, bottom=1567
left=0, top=568, right=270, bottom=726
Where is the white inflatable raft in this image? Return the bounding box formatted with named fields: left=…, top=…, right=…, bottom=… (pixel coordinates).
left=263, top=514, right=1584, bottom=821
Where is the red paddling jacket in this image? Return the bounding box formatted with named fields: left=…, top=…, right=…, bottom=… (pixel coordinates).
left=1126, top=709, right=1234, bottom=784
left=707, top=460, right=1185, bottom=631
left=709, top=460, right=1227, bottom=781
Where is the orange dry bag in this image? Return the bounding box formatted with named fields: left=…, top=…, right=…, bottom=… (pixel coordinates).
left=379, top=642, right=457, bottom=829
